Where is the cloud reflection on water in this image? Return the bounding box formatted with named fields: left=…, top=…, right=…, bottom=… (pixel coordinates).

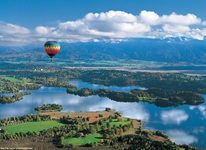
left=193, top=126, right=205, bottom=134
left=69, top=80, right=146, bottom=92
left=190, top=105, right=206, bottom=119
left=161, top=109, right=189, bottom=125
left=166, top=130, right=198, bottom=145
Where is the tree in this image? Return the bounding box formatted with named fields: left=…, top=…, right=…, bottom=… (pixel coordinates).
left=89, top=127, right=96, bottom=134
left=86, top=117, right=90, bottom=122
left=36, top=115, right=41, bottom=122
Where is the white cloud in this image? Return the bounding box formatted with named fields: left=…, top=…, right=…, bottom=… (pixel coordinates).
left=85, top=11, right=137, bottom=23
left=166, top=130, right=198, bottom=145
left=163, top=24, right=190, bottom=34
left=0, top=22, right=32, bottom=46
left=0, top=10, right=206, bottom=46
left=139, top=11, right=201, bottom=26
left=0, top=23, right=30, bottom=34
left=35, top=26, right=51, bottom=35
left=161, top=109, right=189, bottom=125
left=161, top=13, right=201, bottom=25
left=186, top=28, right=204, bottom=40
left=139, top=10, right=160, bottom=25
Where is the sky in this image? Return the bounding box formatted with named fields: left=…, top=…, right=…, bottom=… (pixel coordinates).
left=1, top=0, right=206, bottom=46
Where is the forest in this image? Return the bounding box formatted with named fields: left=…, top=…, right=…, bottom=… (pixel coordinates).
left=66, top=87, right=204, bottom=107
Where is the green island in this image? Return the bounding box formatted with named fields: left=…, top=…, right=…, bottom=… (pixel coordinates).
left=0, top=107, right=196, bottom=150
left=0, top=69, right=206, bottom=107
left=34, top=104, right=63, bottom=112
left=0, top=92, right=31, bottom=104
left=67, top=87, right=204, bottom=107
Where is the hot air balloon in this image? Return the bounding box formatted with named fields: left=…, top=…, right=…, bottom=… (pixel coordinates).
left=44, top=41, right=60, bottom=61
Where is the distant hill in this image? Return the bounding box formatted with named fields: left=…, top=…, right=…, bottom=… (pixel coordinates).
left=1, top=37, right=206, bottom=64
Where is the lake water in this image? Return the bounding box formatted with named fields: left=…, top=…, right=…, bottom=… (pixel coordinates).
left=0, top=80, right=205, bottom=148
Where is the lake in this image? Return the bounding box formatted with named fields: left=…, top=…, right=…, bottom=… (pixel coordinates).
left=0, top=80, right=205, bottom=148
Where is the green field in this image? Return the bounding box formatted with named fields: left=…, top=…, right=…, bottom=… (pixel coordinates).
left=3, top=121, right=64, bottom=133
left=63, top=133, right=103, bottom=145
left=3, top=77, right=22, bottom=82
left=103, top=118, right=130, bottom=127
left=3, top=76, right=31, bottom=83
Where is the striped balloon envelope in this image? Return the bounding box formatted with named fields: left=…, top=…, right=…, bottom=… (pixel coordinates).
left=44, top=41, right=60, bottom=60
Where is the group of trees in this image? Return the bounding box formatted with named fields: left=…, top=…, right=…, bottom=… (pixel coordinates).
left=1, top=68, right=206, bottom=95
left=34, top=104, right=63, bottom=112
left=106, top=134, right=196, bottom=150
left=0, top=76, right=41, bottom=93
left=68, top=69, right=206, bottom=106
left=0, top=69, right=80, bottom=104
left=79, top=70, right=206, bottom=93
left=0, top=92, right=31, bottom=104
left=34, top=77, right=77, bottom=89
left=0, top=76, right=39, bottom=104
left=67, top=86, right=204, bottom=107
left=16, top=68, right=203, bottom=96
left=60, top=115, right=90, bottom=125
left=59, top=114, right=195, bottom=149
left=0, top=114, right=51, bottom=127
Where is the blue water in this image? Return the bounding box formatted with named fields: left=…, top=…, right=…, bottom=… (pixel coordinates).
left=69, top=80, right=147, bottom=92
left=143, top=101, right=206, bottom=148
left=0, top=93, right=14, bottom=96
left=0, top=80, right=205, bottom=148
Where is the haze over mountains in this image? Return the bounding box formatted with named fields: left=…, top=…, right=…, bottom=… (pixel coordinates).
left=1, top=37, right=206, bottom=64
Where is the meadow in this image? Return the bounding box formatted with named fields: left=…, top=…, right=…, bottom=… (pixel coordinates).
left=63, top=133, right=103, bottom=146
left=3, top=76, right=31, bottom=83
left=3, top=120, right=64, bottom=133
left=102, top=118, right=130, bottom=127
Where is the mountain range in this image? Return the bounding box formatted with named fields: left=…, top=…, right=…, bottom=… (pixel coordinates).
left=1, top=37, right=206, bottom=64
